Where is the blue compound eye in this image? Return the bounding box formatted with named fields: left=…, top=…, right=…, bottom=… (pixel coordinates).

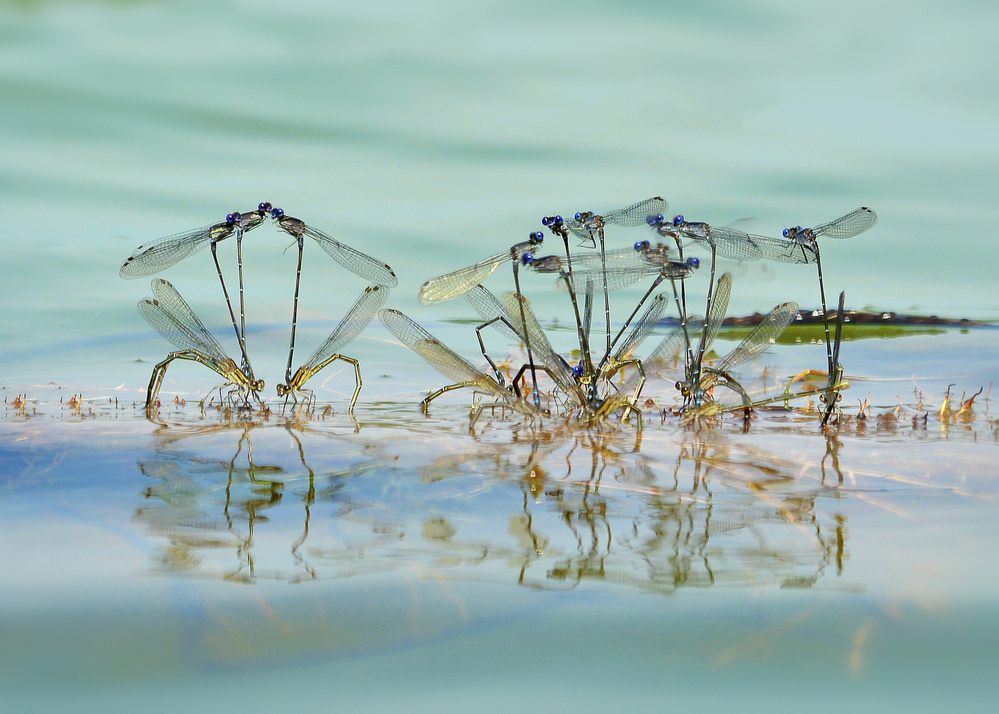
left=782, top=227, right=791, bottom=238
left=574, top=212, right=583, bottom=221
left=226, top=212, right=240, bottom=223
left=572, top=365, right=584, bottom=378
left=688, top=257, right=700, bottom=268
left=542, top=216, right=552, bottom=226
left=521, top=253, right=535, bottom=265
left=271, top=207, right=284, bottom=218
left=673, top=214, right=684, bottom=226
left=554, top=215, right=562, bottom=224
left=258, top=202, right=272, bottom=212
left=532, top=231, right=544, bottom=241
left=634, top=240, right=650, bottom=251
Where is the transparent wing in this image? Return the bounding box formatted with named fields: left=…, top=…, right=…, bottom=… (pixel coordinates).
left=466, top=285, right=522, bottom=344
left=303, top=225, right=398, bottom=287
left=501, top=292, right=577, bottom=395
left=555, top=265, right=661, bottom=292
left=812, top=207, right=878, bottom=239
left=301, top=285, right=388, bottom=370
left=565, top=196, right=669, bottom=239
left=701, top=272, right=733, bottom=355
left=119, top=223, right=228, bottom=279
left=615, top=294, right=667, bottom=361
left=600, top=196, right=670, bottom=227
left=418, top=252, right=508, bottom=304
left=138, top=279, right=230, bottom=367
left=713, top=302, right=799, bottom=374
left=622, top=318, right=696, bottom=393
left=688, top=225, right=764, bottom=262
left=751, top=234, right=817, bottom=264
left=378, top=309, right=509, bottom=400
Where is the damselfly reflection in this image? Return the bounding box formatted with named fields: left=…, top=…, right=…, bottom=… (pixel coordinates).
left=132, top=424, right=850, bottom=592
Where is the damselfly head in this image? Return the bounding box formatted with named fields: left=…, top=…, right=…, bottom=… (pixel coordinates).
left=270, top=207, right=285, bottom=218
left=572, top=365, right=584, bottom=378
left=226, top=212, right=241, bottom=224
left=646, top=213, right=665, bottom=227
left=634, top=240, right=650, bottom=251
left=257, top=202, right=272, bottom=212
left=672, top=214, right=684, bottom=227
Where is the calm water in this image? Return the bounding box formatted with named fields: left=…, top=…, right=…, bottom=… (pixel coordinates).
left=2, top=0, right=998, bottom=710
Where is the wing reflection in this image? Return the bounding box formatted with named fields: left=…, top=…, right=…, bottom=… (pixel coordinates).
left=132, top=423, right=849, bottom=591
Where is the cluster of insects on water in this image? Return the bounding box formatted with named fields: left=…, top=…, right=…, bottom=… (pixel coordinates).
left=386, top=197, right=877, bottom=430
left=119, top=196, right=883, bottom=430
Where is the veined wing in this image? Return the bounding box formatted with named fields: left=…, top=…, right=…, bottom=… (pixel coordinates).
left=812, top=207, right=878, bottom=239
left=555, top=264, right=662, bottom=292
left=600, top=196, right=671, bottom=227
left=501, top=291, right=577, bottom=396
left=138, top=278, right=230, bottom=367
left=466, top=285, right=522, bottom=344
left=120, top=222, right=231, bottom=279
left=300, top=285, right=388, bottom=370
left=378, top=309, right=511, bottom=401
left=615, top=293, right=668, bottom=361
left=687, top=225, right=764, bottom=262
left=303, top=225, right=398, bottom=287
left=712, top=302, right=799, bottom=375
left=418, top=252, right=508, bottom=305
left=700, top=272, right=733, bottom=356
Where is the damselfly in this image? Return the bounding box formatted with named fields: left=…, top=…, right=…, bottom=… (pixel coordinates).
left=378, top=309, right=541, bottom=427
left=271, top=210, right=397, bottom=386
left=138, top=278, right=264, bottom=413
left=120, top=202, right=273, bottom=378
left=277, top=284, right=388, bottom=414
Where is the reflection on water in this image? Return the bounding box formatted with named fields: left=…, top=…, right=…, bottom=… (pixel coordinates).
left=133, top=418, right=850, bottom=593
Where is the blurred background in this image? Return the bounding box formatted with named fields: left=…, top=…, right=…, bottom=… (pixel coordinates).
left=2, top=0, right=997, bottom=392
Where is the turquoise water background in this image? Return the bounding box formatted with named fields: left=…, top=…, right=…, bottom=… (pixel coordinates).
left=2, top=0, right=998, bottom=390
left=2, top=2, right=999, bottom=712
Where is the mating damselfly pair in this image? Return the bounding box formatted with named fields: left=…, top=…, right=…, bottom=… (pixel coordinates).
left=387, top=196, right=875, bottom=429
left=122, top=196, right=876, bottom=429
left=120, top=203, right=396, bottom=415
